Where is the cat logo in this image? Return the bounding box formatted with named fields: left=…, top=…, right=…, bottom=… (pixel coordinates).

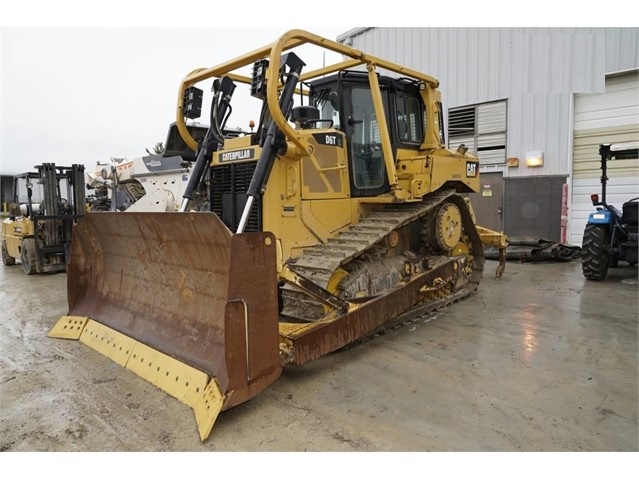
left=466, top=161, right=479, bottom=178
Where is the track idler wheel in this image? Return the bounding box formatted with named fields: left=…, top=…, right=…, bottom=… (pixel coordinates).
left=430, top=202, right=462, bottom=252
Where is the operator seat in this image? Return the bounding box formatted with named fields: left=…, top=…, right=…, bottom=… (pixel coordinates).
left=622, top=199, right=638, bottom=230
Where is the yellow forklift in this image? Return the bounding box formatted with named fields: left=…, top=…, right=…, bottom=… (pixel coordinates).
left=1, top=163, right=85, bottom=274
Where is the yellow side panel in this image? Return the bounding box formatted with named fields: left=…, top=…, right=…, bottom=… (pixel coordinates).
left=430, top=154, right=480, bottom=193
left=300, top=132, right=348, bottom=200
left=305, top=199, right=352, bottom=235
left=48, top=315, right=88, bottom=340
left=126, top=341, right=209, bottom=409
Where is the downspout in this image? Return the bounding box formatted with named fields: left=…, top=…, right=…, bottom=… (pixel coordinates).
left=565, top=92, right=575, bottom=244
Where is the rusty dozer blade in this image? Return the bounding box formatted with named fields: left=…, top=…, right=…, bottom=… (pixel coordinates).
left=49, top=212, right=281, bottom=441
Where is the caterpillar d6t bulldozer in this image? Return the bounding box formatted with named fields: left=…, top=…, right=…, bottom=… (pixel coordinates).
left=49, top=29, right=507, bottom=441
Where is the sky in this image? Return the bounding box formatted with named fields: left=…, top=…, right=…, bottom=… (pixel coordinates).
left=2, top=1, right=633, bottom=177
left=2, top=1, right=634, bottom=177
left=0, top=25, right=348, bottom=175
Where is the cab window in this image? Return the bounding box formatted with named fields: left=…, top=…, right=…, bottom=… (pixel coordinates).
left=396, top=93, right=423, bottom=144
left=350, top=87, right=385, bottom=190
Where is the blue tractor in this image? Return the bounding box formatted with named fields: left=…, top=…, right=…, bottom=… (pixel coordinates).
left=582, top=143, right=638, bottom=280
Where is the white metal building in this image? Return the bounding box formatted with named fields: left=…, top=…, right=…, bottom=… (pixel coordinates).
left=336, top=27, right=639, bottom=245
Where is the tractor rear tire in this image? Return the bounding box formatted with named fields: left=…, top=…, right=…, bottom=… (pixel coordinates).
left=20, top=238, right=38, bottom=275
left=582, top=224, right=609, bottom=281
left=2, top=240, right=15, bottom=266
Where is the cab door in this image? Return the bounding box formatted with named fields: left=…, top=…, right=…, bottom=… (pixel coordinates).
left=342, top=82, right=390, bottom=197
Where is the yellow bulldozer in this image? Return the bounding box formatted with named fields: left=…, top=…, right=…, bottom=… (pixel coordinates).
left=49, top=29, right=507, bottom=441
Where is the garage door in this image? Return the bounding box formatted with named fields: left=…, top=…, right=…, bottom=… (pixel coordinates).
left=570, top=70, right=639, bottom=246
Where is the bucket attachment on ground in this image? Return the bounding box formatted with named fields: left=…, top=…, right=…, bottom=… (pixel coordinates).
left=49, top=212, right=281, bottom=440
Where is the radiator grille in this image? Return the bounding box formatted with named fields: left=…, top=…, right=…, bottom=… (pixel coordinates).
left=210, top=162, right=261, bottom=232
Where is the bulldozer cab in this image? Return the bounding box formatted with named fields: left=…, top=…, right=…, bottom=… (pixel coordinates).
left=308, top=71, right=433, bottom=197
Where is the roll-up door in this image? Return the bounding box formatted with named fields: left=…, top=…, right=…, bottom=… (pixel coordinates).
left=570, top=71, right=639, bottom=246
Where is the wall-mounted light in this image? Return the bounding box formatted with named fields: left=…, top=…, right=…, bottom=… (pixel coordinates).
left=525, top=151, right=544, bottom=167
left=506, top=157, right=519, bottom=167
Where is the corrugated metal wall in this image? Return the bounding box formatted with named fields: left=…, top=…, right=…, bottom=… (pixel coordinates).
left=338, top=27, right=639, bottom=179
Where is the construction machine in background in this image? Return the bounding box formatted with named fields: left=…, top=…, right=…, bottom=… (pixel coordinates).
left=85, top=122, right=215, bottom=212
left=86, top=153, right=193, bottom=212
left=582, top=142, right=638, bottom=280
left=1, top=163, right=85, bottom=274
left=49, top=29, right=508, bottom=441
